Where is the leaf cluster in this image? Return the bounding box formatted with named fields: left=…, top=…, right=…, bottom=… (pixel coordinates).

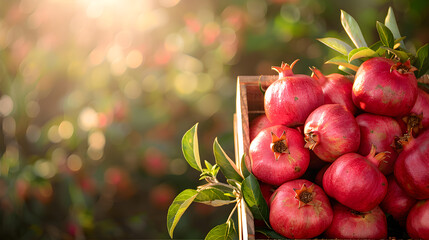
left=318, top=7, right=429, bottom=78
left=167, top=123, right=271, bottom=239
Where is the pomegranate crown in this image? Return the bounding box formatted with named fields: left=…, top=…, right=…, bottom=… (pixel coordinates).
left=271, top=59, right=300, bottom=79
left=309, top=66, right=327, bottom=84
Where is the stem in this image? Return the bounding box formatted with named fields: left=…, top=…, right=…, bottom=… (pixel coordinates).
left=226, top=202, right=239, bottom=223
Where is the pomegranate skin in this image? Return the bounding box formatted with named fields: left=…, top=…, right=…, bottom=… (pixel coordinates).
left=380, top=175, right=417, bottom=225
left=394, top=129, right=429, bottom=199
left=265, top=61, right=324, bottom=126
left=270, top=179, right=333, bottom=239
left=304, top=104, right=360, bottom=162
left=322, top=151, right=388, bottom=212
left=412, top=89, right=429, bottom=131
left=406, top=200, right=429, bottom=239
left=356, top=113, right=402, bottom=175
left=325, top=203, right=387, bottom=239
left=249, top=114, right=276, bottom=142
left=249, top=125, right=310, bottom=186
left=352, top=57, right=418, bottom=117
left=311, top=68, right=357, bottom=115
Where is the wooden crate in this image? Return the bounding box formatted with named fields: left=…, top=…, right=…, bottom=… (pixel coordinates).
left=233, top=73, right=429, bottom=240
left=233, top=75, right=277, bottom=240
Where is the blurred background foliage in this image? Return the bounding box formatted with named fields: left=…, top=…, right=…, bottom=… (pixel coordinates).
left=0, top=0, right=427, bottom=239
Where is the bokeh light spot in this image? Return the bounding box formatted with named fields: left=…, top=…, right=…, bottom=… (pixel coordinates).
left=196, top=94, right=221, bottom=117
left=34, top=160, right=57, bottom=179
left=78, top=107, right=99, bottom=131
left=48, top=125, right=62, bottom=143
left=169, top=158, right=188, bottom=175
left=3, top=116, right=16, bottom=137
left=174, top=72, right=198, bottom=95
left=26, top=124, right=41, bottom=142
left=67, top=154, right=83, bottom=172
left=88, top=147, right=104, bottom=161
left=126, top=50, right=143, bottom=69
left=26, top=101, right=40, bottom=118
left=88, top=131, right=105, bottom=150
left=0, top=95, right=14, bottom=117
left=58, top=121, right=74, bottom=139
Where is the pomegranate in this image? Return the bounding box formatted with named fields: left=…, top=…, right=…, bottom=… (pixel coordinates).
left=249, top=125, right=310, bottom=186
left=394, top=129, right=429, bottom=199
left=304, top=104, right=360, bottom=162
left=352, top=57, right=418, bottom=117
left=259, top=182, right=275, bottom=207
left=314, top=164, right=330, bottom=187
left=356, top=113, right=403, bottom=175
left=269, top=179, right=333, bottom=238
left=380, top=175, right=417, bottom=225
left=324, top=202, right=387, bottom=239
left=322, top=145, right=388, bottom=212
left=249, top=114, right=275, bottom=142
left=402, top=88, right=429, bottom=136
left=264, top=60, right=324, bottom=126
left=311, top=67, right=357, bottom=115
left=406, top=200, right=429, bottom=239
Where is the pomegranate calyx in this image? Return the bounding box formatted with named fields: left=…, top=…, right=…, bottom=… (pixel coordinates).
left=391, top=133, right=413, bottom=153
left=309, top=67, right=326, bottom=84
left=293, top=183, right=315, bottom=208
left=270, top=131, right=290, bottom=160
left=271, top=59, right=300, bottom=79
left=367, top=144, right=390, bottom=168
left=304, top=131, right=319, bottom=150
left=390, top=59, right=418, bottom=74
left=402, top=113, right=424, bottom=136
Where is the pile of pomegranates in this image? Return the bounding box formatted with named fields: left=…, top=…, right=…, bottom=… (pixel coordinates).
left=248, top=56, right=429, bottom=238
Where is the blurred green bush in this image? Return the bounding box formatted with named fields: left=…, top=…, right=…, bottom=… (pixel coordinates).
left=0, top=0, right=427, bottom=238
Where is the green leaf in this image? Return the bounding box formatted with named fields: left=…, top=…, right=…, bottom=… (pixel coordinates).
left=205, top=220, right=238, bottom=240
left=341, top=10, right=367, bottom=48
left=415, top=44, right=429, bottom=78
left=317, top=37, right=353, bottom=55
left=213, top=138, right=243, bottom=182
left=195, top=187, right=234, bottom=207
left=380, top=46, right=409, bottom=62
left=325, top=55, right=359, bottom=72
left=167, top=189, right=199, bottom=238
left=240, top=154, right=250, bottom=179
left=385, top=7, right=405, bottom=49
left=369, top=41, right=382, bottom=51
left=348, top=47, right=378, bottom=62
left=242, top=174, right=270, bottom=226
left=376, top=21, right=394, bottom=48
left=182, top=123, right=202, bottom=171
left=338, top=65, right=356, bottom=75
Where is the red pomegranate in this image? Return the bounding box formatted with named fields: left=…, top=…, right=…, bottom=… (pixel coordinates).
left=402, top=88, right=429, bottom=136
left=324, top=202, right=387, bottom=239
left=249, top=114, right=275, bottom=142
left=311, top=67, right=357, bottom=115
left=407, top=200, right=429, bottom=239
left=249, top=125, right=310, bottom=186
left=259, top=182, right=276, bottom=207
left=394, top=129, right=429, bottom=199
left=270, top=179, right=333, bottom=239
left=304, top=104, right=360, bottom=162
left=356, top=113, right=403, bottom=175
left=352, top=57, right=418, bottom=117
left=264, top=60, right=324, bottom=126
left=380, top=175, right=417, bottom=225
left=322, top=145, right=388, bottom=212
